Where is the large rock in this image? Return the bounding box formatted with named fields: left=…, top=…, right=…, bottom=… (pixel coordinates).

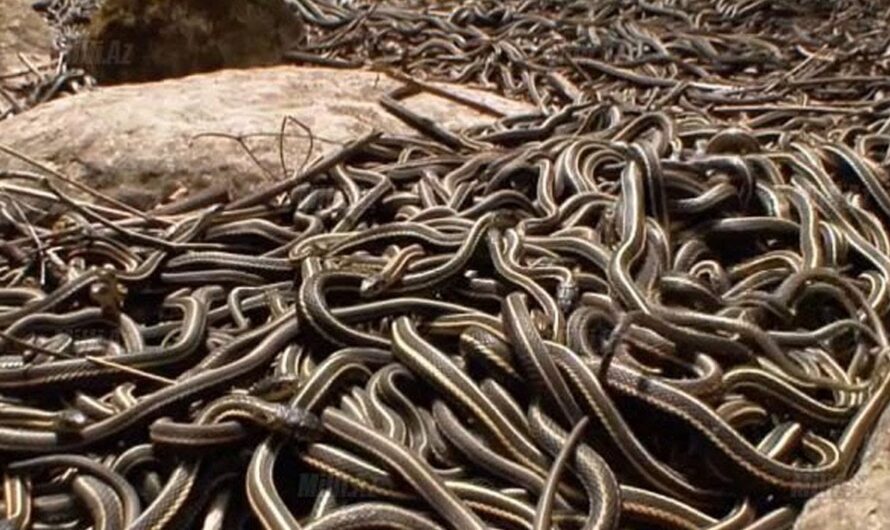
left=795, top=403, right=890, bottom=529
left=0, top=1, right=52, bottom=88
left=1, top=1, right=53, bottom=117
left=71, top=0, right=304, bottom=84
left=0, top=66, right=530, bottom=207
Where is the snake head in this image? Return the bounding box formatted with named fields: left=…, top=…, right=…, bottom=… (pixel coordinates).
left=359, top=274, right=387, bottom=298
left=51, top=213, right=77, bottom=234
left=706, top=127, right=761, bottom=155
left=490, top=210, right=520, bottom=229
left=289, top=243, right=326, bottom=263
left=53, top=409, right=90, bottom=434
left=289, top=182, right=313, bottom=205
left=270, top=405, right=323, bottom=441
left=90, top=270, right=126, bottom=316
left=0, top=242, right=27, bottom=267
left=556, top=279, right=579, bottom=313
left=250, top=375, right=299, bottom=401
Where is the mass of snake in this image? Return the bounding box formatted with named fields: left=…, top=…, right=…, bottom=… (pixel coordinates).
left=1, top=0, right=890, bottom=528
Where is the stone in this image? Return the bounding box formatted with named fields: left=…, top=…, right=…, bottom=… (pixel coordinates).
left=0, top=0, right=53, bottom=111
left=70, top=0, right=304, bottom=84
left=795, top=403, right=890, bottom=529
left=0, top=1, right=52, bottom=76
left=0, top=66, right=530, bottom=208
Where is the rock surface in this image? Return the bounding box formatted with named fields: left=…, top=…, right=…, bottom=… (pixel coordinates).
left=0, top=1, right=51, bottom=74
left=1, top=1, right=53, bottom=117
left=795, top=403, right=890, bottom=529
left=0, top=0, right=53, bottom=109
left=71, top=0, right=304, bottom=84
left=0, top=66, right=530, bottom=207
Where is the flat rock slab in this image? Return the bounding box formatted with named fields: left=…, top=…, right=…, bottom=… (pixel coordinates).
left=795, top=402, right=890, bottom=529
left=0, top=66, right=530, bottom=207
